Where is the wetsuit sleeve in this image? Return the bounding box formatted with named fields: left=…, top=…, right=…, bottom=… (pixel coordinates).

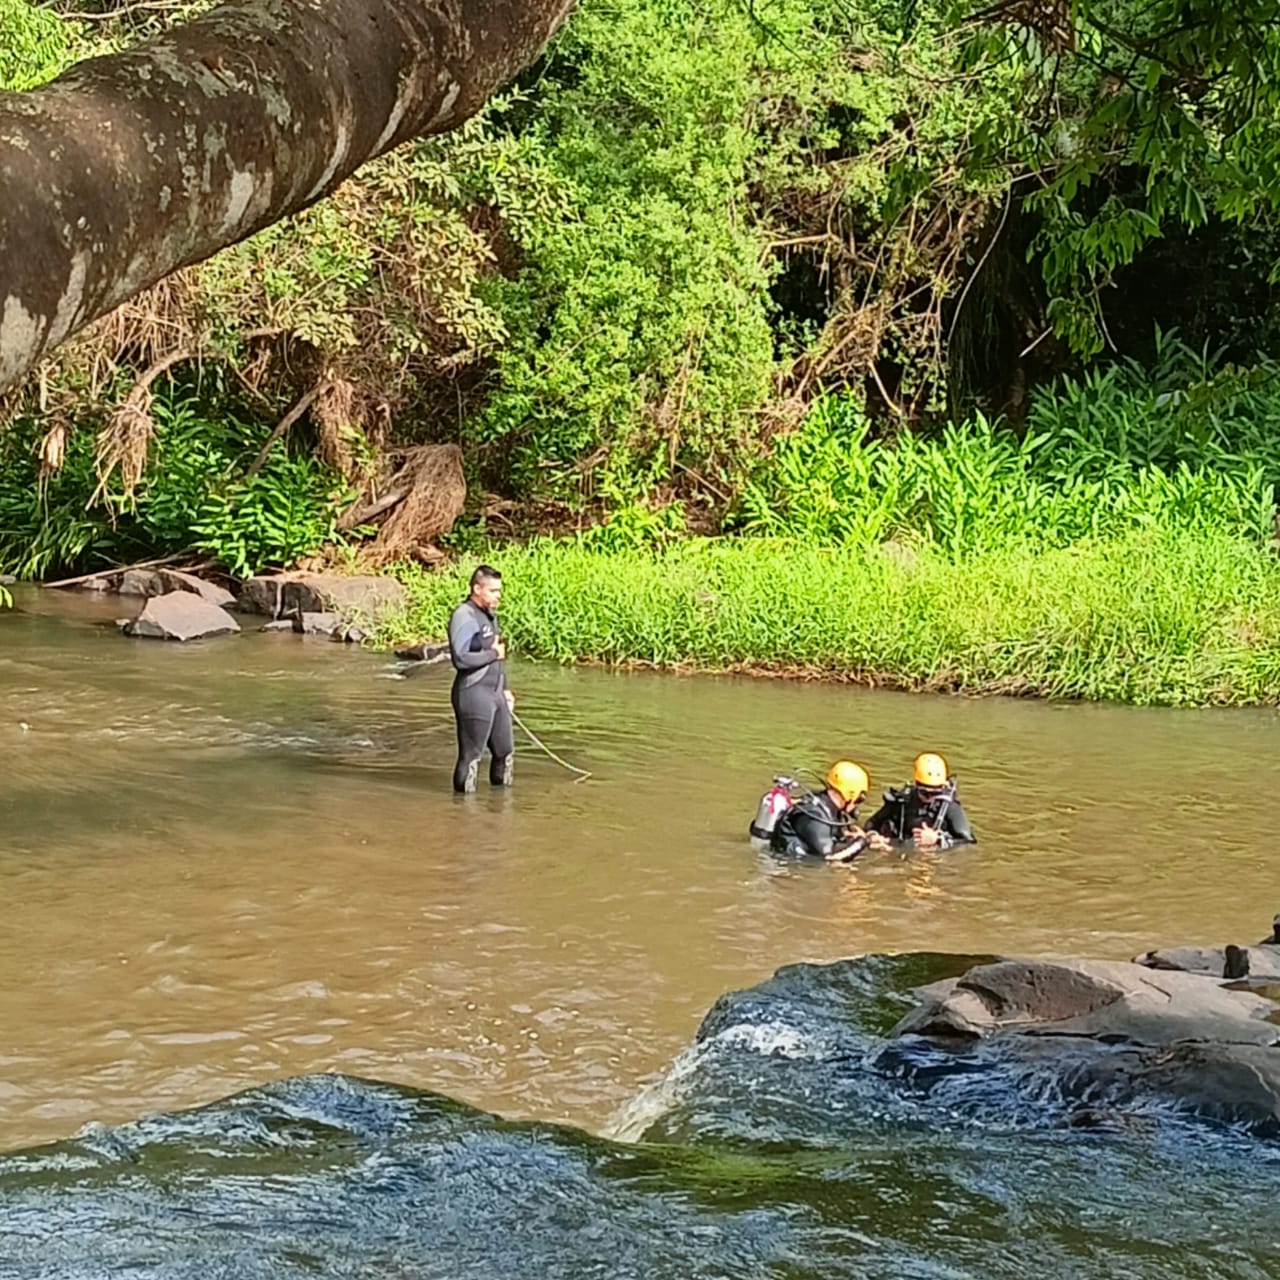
left=448, top=605, right=498, bottom=671
left=795, top=808, right=868, bottom=859
left=943, top=797, right=976, bottom=844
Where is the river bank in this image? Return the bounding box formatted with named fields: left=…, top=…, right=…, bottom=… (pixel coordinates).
left=9, top=368, right=1280, bottom=707
left=20, top=518, right=1280, bottom=708
left=376, top=527, right=1280, bottom=708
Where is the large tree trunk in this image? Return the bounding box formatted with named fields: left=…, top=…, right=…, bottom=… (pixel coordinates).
left=0, top=0, right=572, bottom=391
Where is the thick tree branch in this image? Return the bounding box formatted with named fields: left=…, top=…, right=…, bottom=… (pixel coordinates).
left=0, top=0, right=573, bottom=391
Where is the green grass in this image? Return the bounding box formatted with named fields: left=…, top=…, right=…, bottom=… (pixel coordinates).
left=377, top=530, right=1280, bottom=707
left=728, top=393, right=1277, bottom=553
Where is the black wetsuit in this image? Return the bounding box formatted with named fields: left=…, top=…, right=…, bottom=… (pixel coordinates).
left=771, top=790, right=868, bottom=860
left=447, top=598, right=513, bottom=792
left=866, top=782, right=975, bottom=847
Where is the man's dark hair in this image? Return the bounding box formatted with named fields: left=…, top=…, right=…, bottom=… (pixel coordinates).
left=470, top=564, right=502, bottom=588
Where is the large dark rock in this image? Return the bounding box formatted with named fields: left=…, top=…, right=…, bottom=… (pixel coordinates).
left=885, top=954, right=1280, bottom=1137
left=894, top=957, right=1280, bottom=1045
left=124, top=592, right=240, bottom=642
left=163, top=568, right=237, bottom=609
left=117, top=568, right=164, bottom=596
left=295, top=611, right=342, bottom=636
left=237, top=572, right=404, bottom=622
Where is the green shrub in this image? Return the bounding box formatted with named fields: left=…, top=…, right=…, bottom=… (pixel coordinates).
left=731, top=339, right=1279, bottom=551
left=0, top=0, right=78, bottom=90
left=0, top=383, right=353, bottom=578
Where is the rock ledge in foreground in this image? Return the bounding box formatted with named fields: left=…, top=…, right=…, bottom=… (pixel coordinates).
left=885, top=948, right=1280, bottom=1136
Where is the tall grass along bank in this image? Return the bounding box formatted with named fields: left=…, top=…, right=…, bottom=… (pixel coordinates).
left=379, top=531, right=1280, bottom=708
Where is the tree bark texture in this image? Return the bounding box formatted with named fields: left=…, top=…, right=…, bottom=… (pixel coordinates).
left=0, top=0, right=572, bottom=390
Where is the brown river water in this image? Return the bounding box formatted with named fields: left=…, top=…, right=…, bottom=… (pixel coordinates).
left=0, top=585, right=1274, bottom=1151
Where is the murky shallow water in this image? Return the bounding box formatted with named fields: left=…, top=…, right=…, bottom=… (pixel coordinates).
left=0, top=586, right=1275, bottom=1150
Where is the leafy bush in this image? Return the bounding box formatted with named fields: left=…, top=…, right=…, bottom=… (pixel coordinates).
left=0, top=417, right=119, bottom=579
left=137, top=391, right=355, bottom=577
left=0, top=384, right=353, bottom=578
left=732, top=339, right=1279, bottom=551
left=0, top=0, right=79, bottom=90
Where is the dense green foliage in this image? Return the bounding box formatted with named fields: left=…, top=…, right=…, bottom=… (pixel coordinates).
left=189, top=0, right=1280, bottom=500
left=379, top=333, right=1280, bottom=707
left=194, top=0, right=1028, bottom=496
left=8, top=0, right=1280, bottom=517
left=5, top=0, right=1280, bottom=710
left=736, top=407, right=1273, bottom=552
left=733, top=338, right=1280, bottom=551
left=0, top=384, right=354, bottom=578
left=382, top=530, right=1280, bottom=706
left=0, top=0, right=77, bottom=89
left=1007, top=0, right=1280, bottom=356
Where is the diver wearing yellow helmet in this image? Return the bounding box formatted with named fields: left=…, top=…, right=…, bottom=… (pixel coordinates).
left=770, top=761, right=891, bottom=862
left=866, top=752, right=976, bottom=849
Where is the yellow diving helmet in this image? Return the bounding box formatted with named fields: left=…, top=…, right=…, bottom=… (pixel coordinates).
left=827, top=761, right=869, bottom=805
left=913, top=752, right=948, bottom=787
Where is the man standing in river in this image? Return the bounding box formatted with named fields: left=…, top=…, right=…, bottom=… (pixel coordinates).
left=448, top=565, right=514, bottom=793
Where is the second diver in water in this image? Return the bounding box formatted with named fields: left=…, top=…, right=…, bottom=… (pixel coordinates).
left=767, top=761, right=891, bottom=863
left=865, top=751, right=976, bottom=849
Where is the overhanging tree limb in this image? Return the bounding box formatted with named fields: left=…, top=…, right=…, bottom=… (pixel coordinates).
left=0, top=0, right=573, bottom=391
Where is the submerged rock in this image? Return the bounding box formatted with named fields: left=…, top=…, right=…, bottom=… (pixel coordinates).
left=394, top=641, right=450, bottom=663
left=4, top=956, right=1280, bottom=1278
left=0, top=1075, right=811, bottom=1280
left=123, top=592, right=240, bottom=642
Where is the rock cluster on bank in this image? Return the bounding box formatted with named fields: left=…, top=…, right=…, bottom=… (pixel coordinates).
left=74, top=567, right=408, bottom=643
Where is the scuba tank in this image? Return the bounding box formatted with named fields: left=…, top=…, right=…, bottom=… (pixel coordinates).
left=749, top=775, right=798, bottom=844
